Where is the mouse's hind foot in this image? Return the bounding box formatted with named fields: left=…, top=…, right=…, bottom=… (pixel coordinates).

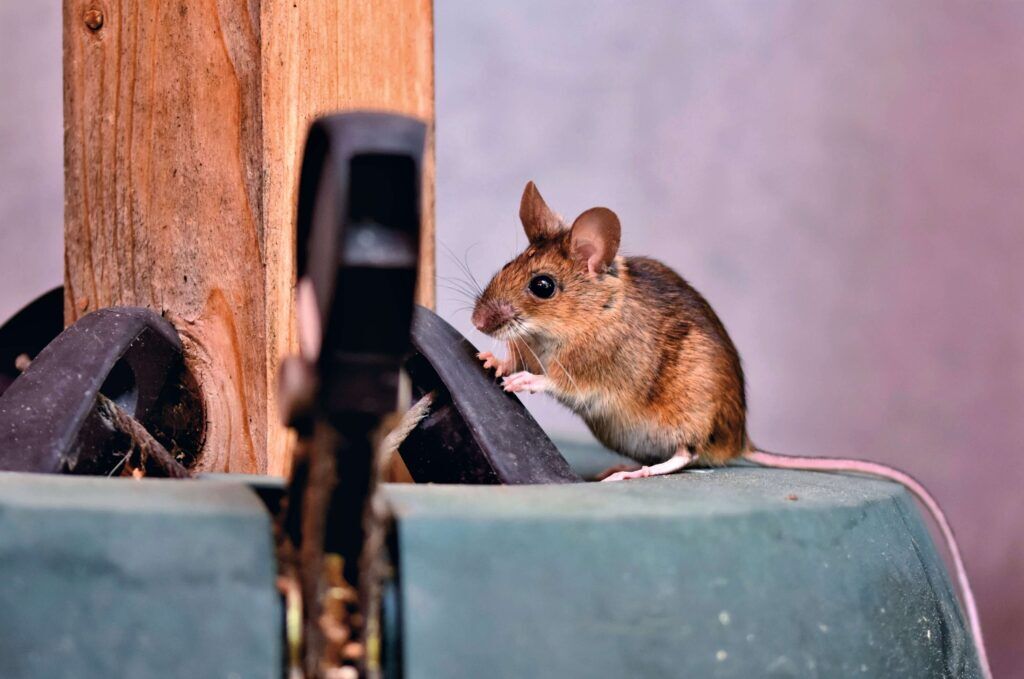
left=601, top=449, right=697, bottom=482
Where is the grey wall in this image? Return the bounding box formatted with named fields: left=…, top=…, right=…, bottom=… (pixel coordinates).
left=0, top=1, right=1021, bottom=676
left=435, top=3, right=1023, bottom=676
left=0, top=1, right=63, bottom=322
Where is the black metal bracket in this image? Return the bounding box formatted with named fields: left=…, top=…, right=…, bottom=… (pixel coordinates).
left=0, top=307, right=190, bottom=474
left=280, top=111, right=427, bottom=677
left=0, top=286, right=63, bottom=398
left=401, top=305, right=580, bottom=484
left=298, top=111, right=424, bottom=420
left=292, top=110, right=425, bottom=558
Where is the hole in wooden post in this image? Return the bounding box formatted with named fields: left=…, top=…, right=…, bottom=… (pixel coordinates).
left=147, top=361, right=206, bottom=470
left=100, top=359, right=139, bottom=413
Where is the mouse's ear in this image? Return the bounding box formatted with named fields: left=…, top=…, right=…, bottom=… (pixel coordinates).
left=520, top=181, right=565, bottom=243
left=570, top=207, right=621, bottom=276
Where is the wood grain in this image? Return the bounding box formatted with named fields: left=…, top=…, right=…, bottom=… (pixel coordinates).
left=64, top=0, right=434, bottom=475
left=260, top=0, right=435, bottom=474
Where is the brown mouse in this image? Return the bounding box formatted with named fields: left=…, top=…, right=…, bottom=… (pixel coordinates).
left=470, top=181, right=991, bottom=678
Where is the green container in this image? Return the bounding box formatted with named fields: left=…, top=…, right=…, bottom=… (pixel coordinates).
left=0, top=463, right=980, bottom=678
left=0, top=473, right=280, bottom=679
left=380, top=467, right=980, bottom=678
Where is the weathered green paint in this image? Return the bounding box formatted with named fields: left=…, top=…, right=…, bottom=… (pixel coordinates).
left=382, top=467, right=980, bottom=678
left=0, top=460, right=981, bottom=678
left=0, top=473, right=280, bottom=679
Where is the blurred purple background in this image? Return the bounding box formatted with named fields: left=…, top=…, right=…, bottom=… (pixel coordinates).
left=0, top=1, right=62, bottom=324
left=2, top=1, right=1022, bottom=675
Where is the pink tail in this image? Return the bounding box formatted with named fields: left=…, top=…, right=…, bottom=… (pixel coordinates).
left=744, top=449, right=991, bottom=679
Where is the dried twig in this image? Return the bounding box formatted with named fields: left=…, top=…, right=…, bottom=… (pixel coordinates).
left=95, top=393, right=191, bottom=478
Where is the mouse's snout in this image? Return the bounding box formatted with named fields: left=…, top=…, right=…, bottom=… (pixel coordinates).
left=472, top=300, right=515, bottom=336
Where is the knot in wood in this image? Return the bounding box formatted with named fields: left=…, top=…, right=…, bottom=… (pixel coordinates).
left=83, top=8, right=104, bottom=31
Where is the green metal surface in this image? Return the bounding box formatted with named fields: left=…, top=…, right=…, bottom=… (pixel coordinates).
left=382, top=467, right=980, bottom=679
left=0, top=473, right=280, bottom=679
left=0, top=458, right=981, bottom=678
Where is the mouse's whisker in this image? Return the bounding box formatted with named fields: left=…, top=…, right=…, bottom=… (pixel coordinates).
left=517, top=334, right=550, bottom=381
left=460, top=243, right=485, bottom=294
left=514, top=339, right=528, bottom=375
left=437, top=276, right=480, bottom=300
left=437, top=280, right=475, bottom=295
left=548, top=350, right=582, bottom=396
left=510, top=337, right=529, bottom=377
left=506, top=338, right=521, bottom=374
left=506, top=320, right=544, bottom=378
left=436, top=283, right=478, bottom=304
left=509, top=337, right=524, bottom=374
left=438, top=273, right=477, bottom=287
left=440, top=241, right=485, bottom=295
left=439, top=240, right=474, bottom=278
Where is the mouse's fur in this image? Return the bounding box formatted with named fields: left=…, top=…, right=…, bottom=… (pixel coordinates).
left=472, top=182, right=747, bottom=465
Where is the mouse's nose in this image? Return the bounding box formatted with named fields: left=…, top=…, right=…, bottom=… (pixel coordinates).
left=472, top=302, right=513, bottom=335
left=471, top=306, right=488, bottom=332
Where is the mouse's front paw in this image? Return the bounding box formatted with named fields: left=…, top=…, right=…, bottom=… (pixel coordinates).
left=502, top=371, right=551, bottom=394
left=477, top=351, right=513, bottom=378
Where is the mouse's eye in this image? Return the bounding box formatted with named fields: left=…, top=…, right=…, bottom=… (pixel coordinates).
left=528, top=274, right=556, bottom=299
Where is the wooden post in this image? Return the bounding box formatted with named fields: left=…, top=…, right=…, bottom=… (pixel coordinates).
left=63, top=1, right=435, bottom=475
